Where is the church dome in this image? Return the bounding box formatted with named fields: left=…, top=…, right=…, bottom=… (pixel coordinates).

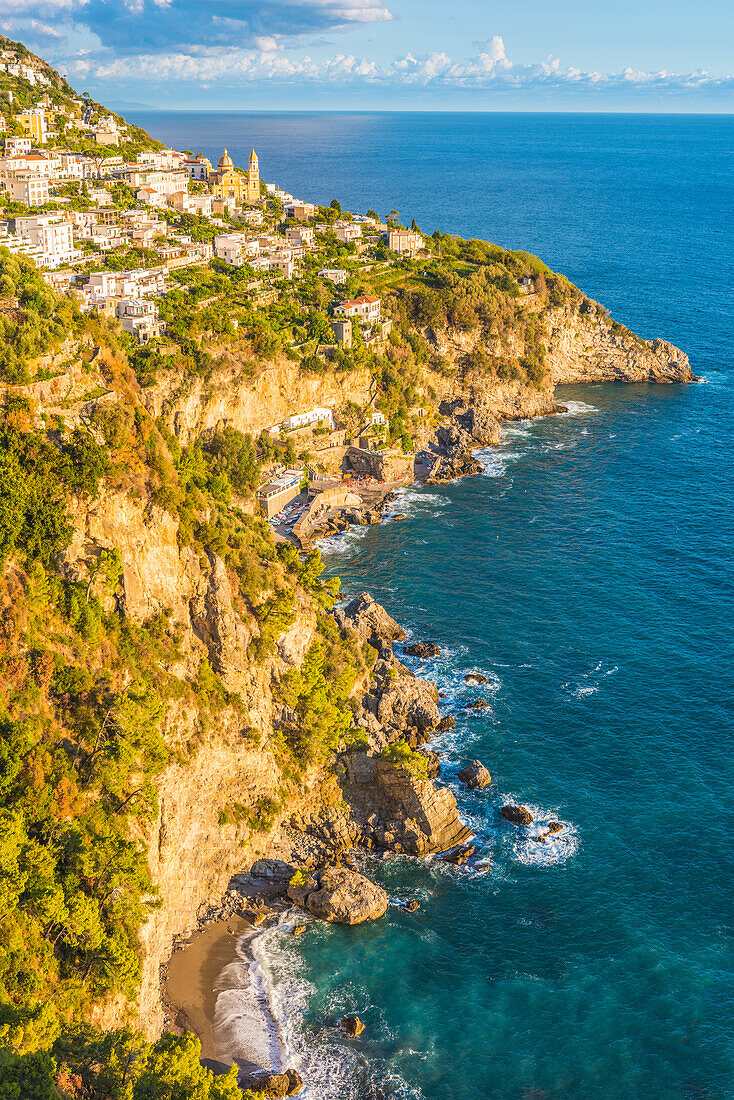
left=218, top=148, right=234, bottom=170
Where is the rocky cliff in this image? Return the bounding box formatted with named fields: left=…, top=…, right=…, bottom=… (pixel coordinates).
left=544, top=303, right=693, bottom=384
left=58, top=486, right=466, bottom=1036
left=32, top=293, right=691, bottom=1042
left=143, top=353, right=374, bottom=445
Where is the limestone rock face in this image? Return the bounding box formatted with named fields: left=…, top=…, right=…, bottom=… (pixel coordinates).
left=288, top=867, right=388, bottom=925
left=143, top=354, right=373, bottom=447
left=371, top=658, right=440, bottom=737
left=457, top=761, right=492, bottom=789
left=546, top=305, right=693, bottom=384
left=335, top=592, right=405, bottom=653
left=342, top=752, right=471, bottom=856
left=189, top=554, right=253, bottom=692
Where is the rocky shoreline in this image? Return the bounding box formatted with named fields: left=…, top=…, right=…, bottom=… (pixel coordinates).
left=160, top=378, right=700, bottom=1096
left=162, top=591, right=484, bottom=1095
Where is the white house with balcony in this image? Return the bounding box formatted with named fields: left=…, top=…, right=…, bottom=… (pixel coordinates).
left=333, top=295, right=381, bottom=323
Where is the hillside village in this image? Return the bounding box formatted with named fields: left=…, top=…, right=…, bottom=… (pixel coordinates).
left=0, top=35, right=696, bottom=1100
left=0, top=36, right=685, bottom=548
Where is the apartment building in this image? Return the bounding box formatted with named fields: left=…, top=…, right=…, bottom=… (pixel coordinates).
left=182, top=155, right=212, bottom=181
left=387, top=229, right=423, bottom=256
left=11, top=214, right=77, bottom=268
left=4, top=137, right=31, bottom=155
left=0, top=173, right=49, bottom=206
left=285, top=225, right=315, bottom=249
left=0, top=225, right=44, bottom=266
left=18, top=109, right=48, bottom=145
left=85, top=266, right=168, bottom=305
left=169, top=191, right=212, bottom=217
left=318, top=268, right=347, bottom=285
left=138, top=148, right=185, bottom=171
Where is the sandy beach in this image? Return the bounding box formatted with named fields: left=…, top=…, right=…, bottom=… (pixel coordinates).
left=165, top=917, right=285, bottom=1079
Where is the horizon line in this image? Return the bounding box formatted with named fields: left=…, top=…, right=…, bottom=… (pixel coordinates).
left=122, top=106, right=734, bottom=116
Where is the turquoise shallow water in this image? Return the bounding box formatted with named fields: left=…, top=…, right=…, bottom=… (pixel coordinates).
left=135, top=111, right=734, bottom=1097
left=258, top=377, right=733, bottom=1100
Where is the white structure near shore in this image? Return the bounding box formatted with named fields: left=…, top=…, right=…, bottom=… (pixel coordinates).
left=269, top=407, right=335, bottom=435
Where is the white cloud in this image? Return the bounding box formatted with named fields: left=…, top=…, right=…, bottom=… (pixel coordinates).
left=291, top=0, right=393, bottom=23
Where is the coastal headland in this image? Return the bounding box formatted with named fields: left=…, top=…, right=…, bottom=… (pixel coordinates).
left=0, top=34, right=697, bottom=1100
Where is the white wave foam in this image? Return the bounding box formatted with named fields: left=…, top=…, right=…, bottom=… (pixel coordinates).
left=210, top=932, right=286, bottom=1073
left=563, top=661, right=618, bottom=700
left=558, top=399, right=599, bottom=416
left=513, top=821, right=579, bottom=867
left=256, top=923, right=424, bottom=1100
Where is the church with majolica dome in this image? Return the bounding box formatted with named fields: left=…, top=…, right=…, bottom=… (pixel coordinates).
left=209, top=147, right=260, bottom=205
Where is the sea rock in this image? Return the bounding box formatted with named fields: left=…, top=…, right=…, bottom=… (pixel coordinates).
left=403, top=642, right=441, bottom=659
left=459, top=405, right=502, bottom=446
left=501, top=804, right=534, bottom=825
left=404, top=900, right=420, bottom=912
left=427, top=451, right=482, bottom=483
left=240, top=1069, right=303, bottom=1096
left=466, top=699, right=490, bottom=710
left=440, top=843, right=476, bottom=865
left=457, top=761, right=492, bottom=790
left=341, top=1015, right=366, bottom=1036
left=464, top=673, right=488, bottom=684
left=342, top=751, right=472, bottom=856
left=435, top=716, right=456, bottom=732
left=290, top=867, right=388, bottom=925
left=547, top=821, right=563, bottom=834
left=292, top=925, right=307, bottom=936
left=335, top=592, right=405, bottom=652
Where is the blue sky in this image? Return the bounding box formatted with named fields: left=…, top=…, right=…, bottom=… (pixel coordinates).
left=4, top=0, right=734, bottom=110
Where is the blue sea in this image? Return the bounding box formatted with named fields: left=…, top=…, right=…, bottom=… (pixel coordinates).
left=134, top=113, right=734, bottom=1098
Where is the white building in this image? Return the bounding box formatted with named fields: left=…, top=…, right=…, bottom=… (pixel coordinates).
left=88, top=186, right=113, bottom=206
left=213, top=232, right=249, bottom=266
left=86, top=266, right=168, bottom=305
left=1, top=60, right=49, bottom=87
left=281, top=408, right=335, bottom=432
left=0, top=225, right=44, bottom=265
left=0, top=173, right=49, bottom=206
left=334, top=221, right=362, bottom=244
left=116, top=298, right=164, bottom=343
left=169, top=190, right=212, bottom=217
left=11, top=214, right=77, bottom=268
left=333, top=295, right=381, bottom=323
left=4, top=137, right=31, bottom=156
left=285, top=226, right=315, bottom=249
left=137, top=148, right=185, bottom=171
left=318, top=268, right=347, bottom=285
left=387, top=229, right=423, bottom=256
left=0, top=152, right=60, bottom=178
left=268, top=253, right=296, bottom=279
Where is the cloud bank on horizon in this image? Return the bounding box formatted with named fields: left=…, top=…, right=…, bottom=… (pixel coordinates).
left=2, top=0, right=733, bottom=107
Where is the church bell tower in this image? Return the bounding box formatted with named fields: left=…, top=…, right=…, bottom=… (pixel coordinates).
left=247, top=148, right=260, bottom=203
